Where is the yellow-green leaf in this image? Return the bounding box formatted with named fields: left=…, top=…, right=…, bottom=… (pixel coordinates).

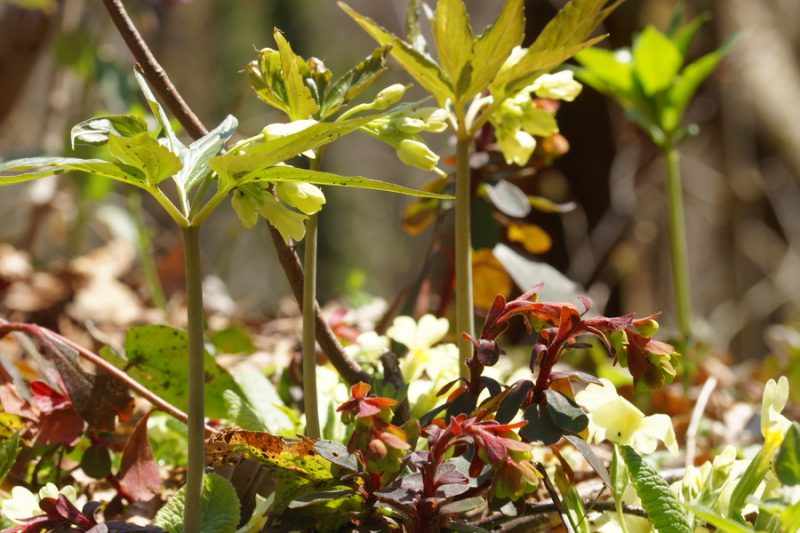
left=322, top=46, right=391, bottom=118
left=466, top=0, right=525, bottom=100
left=432, top=0, right=474, bottom=90
left=0, top=156, right=146, bottom=188
left=108, top=133, right=183, bottom=186
left=633, top=26, right=682, bottom=96
left=274, top=30, right=320, bottom=120
left=339, top=2, right=453, bottom=104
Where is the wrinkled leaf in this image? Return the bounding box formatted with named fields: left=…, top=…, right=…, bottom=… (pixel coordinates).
left=108, top=133, right=183, bottom=186
left=155, top=472, right=240, bottom=533
left=433, top=0, right=473, bottom=89
left=323, top=46, right=391, bottom=117
left=314, top=440, right=358, bottom=472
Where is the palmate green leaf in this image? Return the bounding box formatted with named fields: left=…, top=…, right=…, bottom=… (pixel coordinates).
left=432, top=0, right=473, bottom=92
left=633, top=26, right=683, bottom=96
left=108, top=133, right=183, bottom=186
left=322, top=46, right=391, bottom=118
left=241, top=166, right=453, bottom=199
left=0, top=156, right=146, bottom=187
left=133, top=70, right=183, bottom=155
left=0, top=432, right=21, bottom=484
left=466, top=0, right=525, bottom=100
left=101, top=324, right=245, bottom=420
left=210, top=115, right=378, bottom=189
left=620, top=445, right=692, bottom=533
left=574, top=47, right=635, bottom=96
left=174, top=114, right=238, bottom=193
left=155, top=472, right=240, bottom=533
left=339, top=2, right=453, bottom=105
left=274, top=31, right=320, bottom=120
left=661, top=43, right=731, bottom=133
left=70, top=114, right=148, bottom=148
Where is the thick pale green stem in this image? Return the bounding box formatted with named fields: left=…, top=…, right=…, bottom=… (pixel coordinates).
left=302, top=212, right=321, bottom=439
left=129, top=191, right=167, bottom=310
left=302, top=156, right=322, bottom=439
left=455, top=135, right=474, bottom=379
left=182, top=225, right=205, bottom=531
left=664, top=145, right=692, bottom=344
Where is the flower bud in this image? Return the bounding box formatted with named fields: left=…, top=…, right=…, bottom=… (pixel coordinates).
left=373, top=83, right=408, bottom=110
left=529, top=71, right=583, bottom=102
left=276, top=182, right=326, bottom=215
left=396, top=139, right=439, bottom=170
left=391, top=117, right=426, bottom=135
left=366, top=438, right=388, bottom=462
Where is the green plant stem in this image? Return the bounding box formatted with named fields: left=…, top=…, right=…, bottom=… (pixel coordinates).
left=303, top=155, right=322, bottom=440
left=663, top=144, right=692, bottom=344
left=302, top=213, right=321, bottom=439
left=455, top=134, right=474, bottom=379
left=181, top=225, right=205, bottom=532
left=129, top=191, right=167, bottom=310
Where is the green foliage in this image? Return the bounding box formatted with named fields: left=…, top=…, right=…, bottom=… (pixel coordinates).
left=682, top=502, right=766, bottom=533
left=620, top=445, right=692, bottom=533
left=575, top=14, right=732, bottom=146
left=776, top=422, right=800, bottom=485
left=155, top=472, right=241, bottom=533
left=0, top=432, right=21, bottom=485
left=100, top=325, right=245, bottom=420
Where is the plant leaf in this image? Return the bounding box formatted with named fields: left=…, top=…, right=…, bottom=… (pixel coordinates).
left=620, top=445, right=692, bottom=533
left=432, top=0, right=473, bottom=90
left=439, top=496, right=485, bottom=515
left=574, top=47, right=636, bottom=96
left=662, top=43, right=730, bottom=133
left=323, top=46, right=391, bottom=118
left=133, top=70, right=184, bottom=155
left=339, top=2, right=453, bottom=104
left=633, top=26, right=683, bottom=96
left=273, top=30, right=320, bottom=120
left=0, top=156, right=147, bottom=187
left=242, top=166, right=452, bottom=199
left=682, top=502, right=762, bottom=533
left=118, top=411, right=161, bottom=501
left=484, top=179, right=531, bottom=218
left=174, top=114, right=238, bottom=193
left=520, top=403, right=564, bottom=445
left=776, top=422, right=800, bottom=486
left=531, top=0, right=622, bottom=53
left=70, top=114, right=149, bottom=148
left=673, top=13, right=712, bottom=58
left=466, top=0, right=525, bottom=100
left=108, top=133, right=183, bottom=186
left=155, top=472, right=240, bottom=533
left=101, top=325, right=245, bottom=420
left=0, top=432, right=21, bottom=484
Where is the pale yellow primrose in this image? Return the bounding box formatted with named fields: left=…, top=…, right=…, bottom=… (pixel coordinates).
left=575, top=378, right=678, bottom=454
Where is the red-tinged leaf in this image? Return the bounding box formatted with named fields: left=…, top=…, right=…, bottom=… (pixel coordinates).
left=583, top=313, right=635, bottom=332
left=350, top=381, right=371, bottom=398
left=435, top=463, right=468, bottom=486
left=549, top=371, right=602, bottom=386
left=577, top=295, right=591, bottom=314
left=0, top=365, right=35, bottom=420
left=380, top=430, right=410, bottom=450
left=34, top=407, right=85, bottom=446
left=519, top=283, right=544, bottom=302
left=356, top=401, right=383, bottom=418
left=118, top=411, right=160, bottom=501
left=553, top=306, right=582, bottom=347
left=53, top=495, right=94, bottom=528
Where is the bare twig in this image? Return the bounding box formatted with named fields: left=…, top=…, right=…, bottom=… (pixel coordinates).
left=99, top=0, right=370, bottom=385
left=0, top=320, right=217, bottom=434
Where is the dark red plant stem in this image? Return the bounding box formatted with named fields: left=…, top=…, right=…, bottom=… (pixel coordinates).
left=0, top=322, right=216, bottom=434
left=100, top=0, right=370, bottom=385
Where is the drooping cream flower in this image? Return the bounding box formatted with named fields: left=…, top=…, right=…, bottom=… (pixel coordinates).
left=575, top=378, right=678, bottom=454
left=761, top=376, right=791, bottom=442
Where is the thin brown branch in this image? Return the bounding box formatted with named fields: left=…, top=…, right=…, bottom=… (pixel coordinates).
left=0, top=321, right=217, bottom=434
left=99, top=0, right=369, bottom=385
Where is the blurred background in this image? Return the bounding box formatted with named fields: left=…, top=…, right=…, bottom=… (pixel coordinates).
left=1, top=0, right=799, bottom=362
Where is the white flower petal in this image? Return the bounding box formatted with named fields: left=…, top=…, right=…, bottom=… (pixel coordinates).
left=387, top=316, right=418, bottom=349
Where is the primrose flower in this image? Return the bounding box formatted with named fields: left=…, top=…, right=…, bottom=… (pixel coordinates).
left=575, top=379, right=677, bottom=454
left=761, top=376, right=791, bottom=442
left=2, top=483, right=78, bottom=523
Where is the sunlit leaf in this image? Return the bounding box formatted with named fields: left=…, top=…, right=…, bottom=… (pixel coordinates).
left=0, top=156, right=146, bottom=188
left=339, top=2, right=453, bottom=104
left=633, top=26, right=683, bottom=96
left=472, top=248, right=513, bottom=312
left=433, top=0, right=474, bottom=91
left=484, top=180, right=531, bottom=218
left=118, top=411, right=161, bottom=501
left=155, top=472, right=240, bottom=533
left=681, top=502, right=761, bottom=533
left=466, top=0, right=525, bottom=100
left=574, top=47, right=635, bottom=96
left=545, top=389, right=588, bottom=434
left=323, top=46, right=391, bottom=118
left=133, top=70, right=183, bottom=155
left=70, top=114, right=148, bottom=148
left=174, top=114, right=238, bottom=193
left=242, top=166, right=452, bottom=199
left=100, top=325, right=245, bottom=420
left=776, top=423, right=800, bottom=486
left=274, top=30, right=320, bottom=120
left=108, top=133, right=183, bottom=186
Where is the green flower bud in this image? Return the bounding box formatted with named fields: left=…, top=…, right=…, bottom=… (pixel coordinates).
left=529, top=71, right=582, bottom=102
left=634, top=318, right=660, bottom=337
left=276, top=182, right=326, bottom=215
left=391, top=117, right=426, bottom=135
left=231, top=188, right=260, bottom=229
left=373, top=83, right=408, bottom=110
left=396, top=138, right=439, bottom=171
left=415, top=108, right=450, bottom=132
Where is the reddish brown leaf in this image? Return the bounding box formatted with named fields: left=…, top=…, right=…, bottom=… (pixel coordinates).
left=118, top=411, right=160, bottom=501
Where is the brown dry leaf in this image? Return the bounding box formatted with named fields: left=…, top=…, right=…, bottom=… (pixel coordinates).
left=472, top=248, right=512, bottom=312
left=3, top=273, right=69, bottom=312
left=68, top=277, right=143, bottom=326
left=507, top=223, right=552, bottom=254
left=69, top=239, right=135, bottom=279
left=206, top=429, right=317, bottom=469
left=0, top=244, right=32, bottom=280
left=118, top=411, right=161, bottom=501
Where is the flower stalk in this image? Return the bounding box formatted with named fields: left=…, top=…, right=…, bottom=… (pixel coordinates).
left=302, top=155, right=322, bottom=440
left=664, top=143, right=692, bottom=345
left=455, top=134, right=474, bottom=379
